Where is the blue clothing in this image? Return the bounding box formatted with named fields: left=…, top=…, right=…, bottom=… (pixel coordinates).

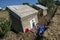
left=39, top=25, right=46, bottom=36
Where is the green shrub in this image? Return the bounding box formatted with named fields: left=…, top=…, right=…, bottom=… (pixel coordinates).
left=38, top=0, right=55, bottom=14
left=0, top=17, right=11, bottom=37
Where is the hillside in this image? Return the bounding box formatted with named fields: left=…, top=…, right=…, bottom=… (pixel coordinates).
left=43, top=6, right=60, bottom=40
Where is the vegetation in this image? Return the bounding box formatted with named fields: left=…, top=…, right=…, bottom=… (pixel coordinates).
left=0, top=10, right=12, bottom=37
left=0, top=18, right=11, bottom=37
left=38, top=0, right=55, bottom=14
left=23, top=3, right=30, bottom=5
left=38, top=0, right=47, bottom=6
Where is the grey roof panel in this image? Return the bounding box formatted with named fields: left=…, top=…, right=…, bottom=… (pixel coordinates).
left=7, top=5, right=38, bottom=18
left=35, top=4, right=48, bottom=10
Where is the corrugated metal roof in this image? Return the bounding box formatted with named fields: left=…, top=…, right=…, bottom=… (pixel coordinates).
left=7, top=5, right=38, bottom=18
left=35, top=4, right=48, bottom=10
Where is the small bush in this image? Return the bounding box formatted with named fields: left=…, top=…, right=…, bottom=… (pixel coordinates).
left=0, top=17, right=11, bottom=37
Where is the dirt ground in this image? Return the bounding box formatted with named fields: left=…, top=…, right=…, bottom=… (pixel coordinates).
left=0, top=31, right=37, bottom=40
left=43, top=6, right=60, bottom=40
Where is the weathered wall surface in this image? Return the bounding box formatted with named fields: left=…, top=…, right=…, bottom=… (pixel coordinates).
left=21, top=13, right=38, bottom=32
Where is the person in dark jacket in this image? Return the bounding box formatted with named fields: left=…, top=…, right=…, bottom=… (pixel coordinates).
left=38, top=22, right=47, bottom=37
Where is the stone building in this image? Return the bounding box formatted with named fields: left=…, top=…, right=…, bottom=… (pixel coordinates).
left=33, top=4, right=48, bottom=16
left=7, top=5, right=38, bottom=32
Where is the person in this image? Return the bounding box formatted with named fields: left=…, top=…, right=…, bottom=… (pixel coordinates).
left=38, top=22, right=47, bottom=37
left=39, top=25, right=45, bottom=36
left=32, top=20, right=35, bottom=27
left=32, top=26, right=38, bottom=33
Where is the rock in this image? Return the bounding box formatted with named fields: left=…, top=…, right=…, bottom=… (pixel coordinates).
left=43, top=31, right=49, bottom=37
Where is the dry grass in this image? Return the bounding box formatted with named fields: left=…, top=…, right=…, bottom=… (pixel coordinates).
left=0, top=10, right=10, bottom=20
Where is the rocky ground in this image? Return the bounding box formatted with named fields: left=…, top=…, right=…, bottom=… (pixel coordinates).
left=0, top=31, right=37, bottom=40
left=43, top=6, right=60, bottom=40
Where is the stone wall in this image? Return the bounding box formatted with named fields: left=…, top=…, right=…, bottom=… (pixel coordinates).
left=21, top=13, right=38, bottom=32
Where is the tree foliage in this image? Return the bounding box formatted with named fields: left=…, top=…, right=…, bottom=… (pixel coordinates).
left=23, top=3, right=30, bottom=5
left=0, top=17, right=11, bottom=37
left=38, top=0, right=47, bottom=6
left=38, top=0, right=55, bottom=13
